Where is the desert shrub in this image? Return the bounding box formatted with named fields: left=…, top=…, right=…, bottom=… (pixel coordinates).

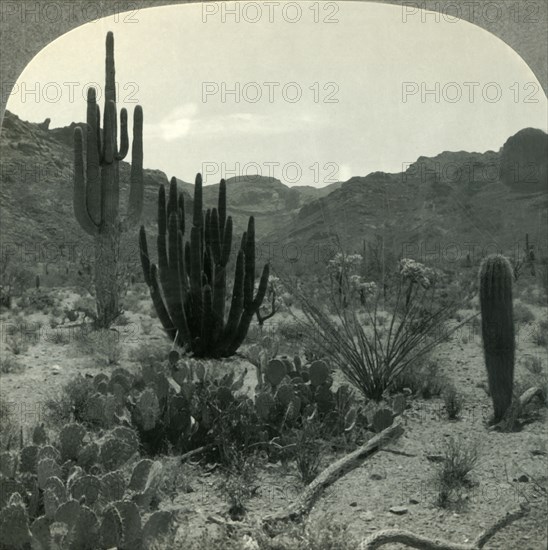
left=18, top=288, right=58, bottom=313
left=48, top=329, right=71, bottom=345
left=0, top=396, right=12, bottom=426
left=6, top=334, right=30, bottom=355
left=443, top=384, right=464, bottom=419
left=45, top=374, right=96, bottom=425
left=128, top=339, right=169, bottom=367
left=519, top=356, right=547, bottom=407
left=0, top=396, right=11, bottom=426
left=532, top=319, right=548, bottom=346
left=435, top=436, right=479, bottom=508
left=74, top=326, right=121, bottom=366
left=302, top=338, right=326, bottom=363
left=277, top=317, right=306, bottom=343
left=122, top=290, right=144, bottom=313
left=391, top=359, right=446, bottom=398
left=114, top=312, right=131, bottom=326
left=218, top=447, right=258, bottom=520
left=0, top=395, right=16, bottom=449
left=179, top=520, right=355, bottom=550
left=513, top=301, right=535, bottom=324
left=295, top=259, right=460, bottom=400
left=0, top=256, right=33, bottom=309
left=72, top=295, right=98, bottom=322
left=0, top=353, right=23, bottom=373
left=140, top=316, right=154, bottom=335
left=194, top=378, right=263, bottom=464
left=294, top=416, right=324, bottom=484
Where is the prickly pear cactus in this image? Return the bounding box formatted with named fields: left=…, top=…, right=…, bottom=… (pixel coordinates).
left=256, top=392, right=275, bottom=421
left=99, top=428, right=139, bottom=471
left=30, top=515, right=51, bottom=549
left=135, top=388, right=161, bottom=431
left=70, top=474, right=102, bottom=506
left=113, top=500, right=142, bottom=549
left=265, top=359, right=286, bottom=386
left=54, top=499, right=81, bottom=529
left=38, top=445, right=61, bottom=464
left=276, top=384, right=295, bottom=407
left=100, top=470, right=126, bottom=502
left=59, top=423, right=87, bottom=462
left=77, top=442, right=99, bottom=470
left=37, top=458, right=62, bottom=490
left=0, top=478, right=26, bottom=510
left=309, top=360, right=329, bottom=386
left=100, top=504, right=124, bottom=548
left=142, top=510, right=173, bottom=549
left=44, top=487, right=62, bottom=520
left=372, top=408, right=394, bottom=433
left=0, top=493, right=32, bottom=548
left=32, top=423, right=48, bottom=445
left=20, top=445, right=39, bottom=473
left=0, top=450, right=18, bottom=478
left=69, top=504, right=100, bottom=550
left=129, top=459, right=155, bottom=492
left=43, top=476, right=66, bottom=519
left=344, top=407, right=358, bottom=432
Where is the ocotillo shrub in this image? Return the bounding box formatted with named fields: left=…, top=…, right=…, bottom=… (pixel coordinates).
left=479, top=254, right=515, bottom=422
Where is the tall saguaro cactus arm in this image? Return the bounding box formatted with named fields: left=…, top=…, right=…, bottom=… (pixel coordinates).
left=127, top=106, right=144, bottom=226
left=72, top=31, right=144, bottom=328
left=74, top=126, right=99, bottom=236
left=140, top=175, right=269, bottom=358
left=479, top=254, right=515, bottom=422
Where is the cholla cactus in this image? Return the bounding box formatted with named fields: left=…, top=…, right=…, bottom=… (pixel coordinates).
left=399, top=258, right=437, bottom=289
left=327, top=253, right=365, bottom=308
left=349, top=276, right=377, bottom=305
left=327, top=252, right=363, bottom=274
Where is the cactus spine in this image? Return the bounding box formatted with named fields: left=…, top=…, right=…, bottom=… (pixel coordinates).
left=479, top=254, right=515, bottom=422
left=73, top=32, right=144, bottom=328
left=140, top=175, right=269, bottom=357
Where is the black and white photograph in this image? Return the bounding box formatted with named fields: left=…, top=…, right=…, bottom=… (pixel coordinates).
left=0, top=1, right=547, bottom=548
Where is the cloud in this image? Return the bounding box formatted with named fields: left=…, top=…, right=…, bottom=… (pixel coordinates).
left=145, top=103, right=198, bottom=141
left=145, top=105, right=331, bottom=141
left=337, top=164, right=353, bottom=182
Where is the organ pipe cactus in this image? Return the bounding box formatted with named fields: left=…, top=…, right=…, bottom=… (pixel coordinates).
left=479, top=254, right=515, bottom=422
left=139, top=175, right=269, bottom=357
left=73, top=32, right=144, bottom=328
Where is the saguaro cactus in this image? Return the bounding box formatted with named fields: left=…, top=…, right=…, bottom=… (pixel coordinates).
left=139, top=175, right=269, bottom=357
left=479, top=254, right=515, bottom=422
left=73, top=32, right=144, bottom=327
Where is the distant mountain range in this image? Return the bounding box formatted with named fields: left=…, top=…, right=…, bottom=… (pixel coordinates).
left=1, top=110, right=546, bottom=277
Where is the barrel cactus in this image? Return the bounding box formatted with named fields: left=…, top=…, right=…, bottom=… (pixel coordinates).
left=479, top=254, right=515, bottom=422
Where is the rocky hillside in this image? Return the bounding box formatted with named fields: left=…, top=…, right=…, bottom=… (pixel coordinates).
left=176, top=175, right=342, bottom=239
left=264, top=135, right=547, bottom=271
left=0, top=111, right=340, bottom=257
left=0, top=111, right=192, bottom=268
left=1, top=110, right=546, bottom=276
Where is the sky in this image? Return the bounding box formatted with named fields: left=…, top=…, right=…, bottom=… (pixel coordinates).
left=6, top=1, right=547, bottom=186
